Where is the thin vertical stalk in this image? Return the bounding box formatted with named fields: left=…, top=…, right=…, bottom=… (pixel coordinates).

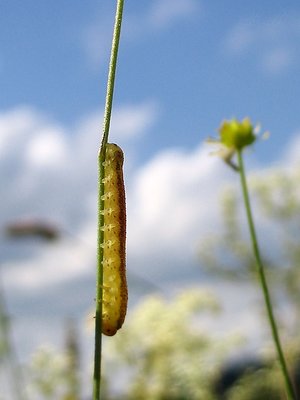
left=93, top=1, right=125, bottom=399
left=100, top=0, right=125, bottom=158
left=237, top=149, right=295, bottom=400
left=0, top=281, right=26, bottom=400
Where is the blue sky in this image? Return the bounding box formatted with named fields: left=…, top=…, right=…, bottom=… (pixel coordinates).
left=2, top=1, right=300, bottom=162
left=1, top=0, right=300, bottom=396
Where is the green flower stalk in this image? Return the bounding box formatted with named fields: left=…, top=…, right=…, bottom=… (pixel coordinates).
left=213, top=118, right=296, bottom=400
left=93, top=1, right=125, bottom=400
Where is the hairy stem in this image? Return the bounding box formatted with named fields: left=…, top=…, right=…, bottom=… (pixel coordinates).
left=237, top=149, right=295, bottom=400
left=93, top=1, right=125, bottom=399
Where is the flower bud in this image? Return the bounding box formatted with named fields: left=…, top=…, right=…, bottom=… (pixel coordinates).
left=219, top=118, right=256, bottom=150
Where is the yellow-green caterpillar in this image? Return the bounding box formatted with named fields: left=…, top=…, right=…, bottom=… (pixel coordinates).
left=101, top=143, right=127, bottom=336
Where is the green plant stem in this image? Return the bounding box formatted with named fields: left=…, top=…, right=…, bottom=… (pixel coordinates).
left=237, top=149, right=295, bottom=400
left=100, top=0, right=125, bottom=159
left=0, top=282, right=26, bottom=400
left=93, top=1, right=125, bottom=400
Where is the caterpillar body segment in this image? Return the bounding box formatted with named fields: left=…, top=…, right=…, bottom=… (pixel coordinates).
left=101, top=143, right=127, bottom=336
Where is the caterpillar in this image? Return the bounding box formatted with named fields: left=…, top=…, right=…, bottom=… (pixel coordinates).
left=101, top=143, right=127, bottom=336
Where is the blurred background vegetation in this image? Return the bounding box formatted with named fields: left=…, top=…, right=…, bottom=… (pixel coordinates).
left=1, top=166, right=300, bottom=399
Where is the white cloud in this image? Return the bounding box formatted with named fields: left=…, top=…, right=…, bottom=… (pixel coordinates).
left=148, top=0, right=199, bottom=29
left=25, top=128, right=68, bottom=168
left=2, top=104, right=300, bottom=385
left=0, top=101, right=159, bottom=292
left=261, top=47, right=294, bottom=75
left=3, top=238, right=93, bottom=290
left=0, top=106, right=41, bottom=157
left=73, top=100, right=158, bottom=168
left=225, top=21, right=256, bottom=54
left=110, top=102, right=158, bottom=140
left=3, top=104, right=300, bottom=294
left=282, top=130, right=300, bottom=165
left=224, top=14, right=300, bottom=74
left=4, top=102, right=300, bottom=293
left=82, top=18, right=114, bottom=69
left=127, top=145, right=225, bottom=260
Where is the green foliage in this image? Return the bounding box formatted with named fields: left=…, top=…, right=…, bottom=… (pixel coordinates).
left=27, top=344, right=82, bottom=400
left=226, top=364, right=284, bottom=400
left=104, top=288, right=239, bottom=400
left=252, top=168, right=300, bottom=328
left=28, top=346, right=70, bottom=399
left=0, top=318, right=9, bottom=359
left=199, top=187, right=255, bottom=280
left=223, top=345, right=300, bottom=400
left=199, top=166, right=300, bottom=335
